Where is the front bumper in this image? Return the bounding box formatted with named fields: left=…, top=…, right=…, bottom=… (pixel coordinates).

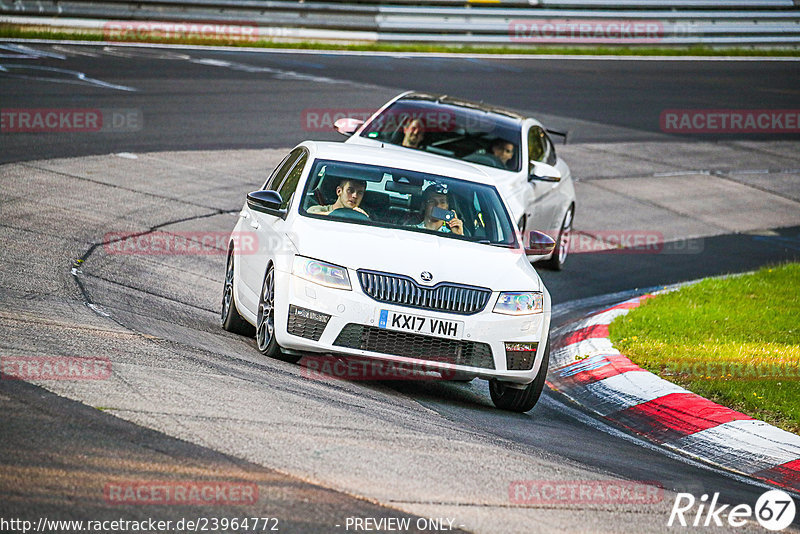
left=273, top=268, right=551, bottom=384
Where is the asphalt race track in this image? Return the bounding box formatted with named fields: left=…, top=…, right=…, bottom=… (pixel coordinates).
left=2, top=42, right=800, bottom=163
left=1, top=42, right=800, bottom=533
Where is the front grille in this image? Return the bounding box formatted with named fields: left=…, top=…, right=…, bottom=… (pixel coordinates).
left=333, top=324, right=495, bottom=369
left=287, top=305, right=330, bottom=341
left=357, top=270, right=491, bottom=315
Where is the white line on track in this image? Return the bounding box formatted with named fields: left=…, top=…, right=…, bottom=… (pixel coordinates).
left=1, top=38, right=800, bottom=62
left=0, top=64, right=137, bottom=91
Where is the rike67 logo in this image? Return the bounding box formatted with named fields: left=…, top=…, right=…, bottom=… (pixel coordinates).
left=669, top=490, right=796, bottom=531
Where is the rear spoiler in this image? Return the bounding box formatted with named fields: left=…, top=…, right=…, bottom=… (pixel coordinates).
left=547, top=129, right=569, bottom=145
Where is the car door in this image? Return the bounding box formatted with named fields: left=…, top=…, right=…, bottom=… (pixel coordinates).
left=239, top=147, right=307, bottom=311
left=527, top=125, right=566, bottom=237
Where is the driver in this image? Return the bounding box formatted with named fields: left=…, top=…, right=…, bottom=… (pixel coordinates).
left=414, top=184, right=463, bottom=235
left=308, top=178, right=369, bottom=217
left=401, top=118, right=425, bottom=149
left=490, top=138, right=515, bottom=168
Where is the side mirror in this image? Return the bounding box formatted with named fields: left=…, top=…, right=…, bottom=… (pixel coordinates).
left=333, top=117, right=365, bottom=137
left=529, top=161, right=562, bottom=182
left=247, top=190, right=286, bottom=218
left=525, top=231, right=556, bottom=256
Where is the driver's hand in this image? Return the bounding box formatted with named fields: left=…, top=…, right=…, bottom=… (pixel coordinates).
left=447, top=216, right=463, bottom=236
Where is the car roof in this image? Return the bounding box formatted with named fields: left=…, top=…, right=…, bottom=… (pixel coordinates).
left=396, top=91, right=528, bottom=123
left=301, top=141, right=499, bottom=187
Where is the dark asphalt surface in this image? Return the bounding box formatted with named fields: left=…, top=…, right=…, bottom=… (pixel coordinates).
left=1, top=42, right=799, bottom=532
left=0, top=379, right=448, bottom=534
left=539, top=225, right=800, bottom=310
left=1, top=43, right=799, bottom=163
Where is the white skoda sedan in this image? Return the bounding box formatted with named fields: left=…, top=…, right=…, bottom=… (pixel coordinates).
left=336, top=92, right=576, bottom=270
left=221, top=141, right=555, bottom=412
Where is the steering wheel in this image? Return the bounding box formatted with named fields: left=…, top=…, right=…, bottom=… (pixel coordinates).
left=329, top=208, right=370, bottom=221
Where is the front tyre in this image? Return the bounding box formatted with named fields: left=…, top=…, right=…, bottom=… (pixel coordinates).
left=542, top=207, right=573, bottom=271
left=221, top=250, right=255, bottom=336
left=489, top=336, right=550, bottom=413
left=256, top=264, right=301, bottom=363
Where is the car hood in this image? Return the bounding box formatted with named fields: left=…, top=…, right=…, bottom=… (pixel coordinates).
left=289, top=216, right=541, bottom=292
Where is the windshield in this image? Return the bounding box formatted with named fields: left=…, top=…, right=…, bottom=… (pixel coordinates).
left=299, top=159, right=518, bottom=247
left=359, top=99, right=523, bottom=172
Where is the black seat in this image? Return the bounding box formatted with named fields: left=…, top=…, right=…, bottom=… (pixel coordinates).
left=312, top=175, right=339, bottom=206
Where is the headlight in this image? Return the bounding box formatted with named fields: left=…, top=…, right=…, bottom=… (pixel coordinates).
left=292, top=256, right=351, bottom=290
left=493, top=292, right=543, bottom=315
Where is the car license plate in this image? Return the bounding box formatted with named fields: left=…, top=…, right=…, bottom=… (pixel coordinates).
left=377, top=309, right=464, bottom=339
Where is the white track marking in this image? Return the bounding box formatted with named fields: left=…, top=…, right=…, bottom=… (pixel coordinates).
left=1, top=37, right=799, bottom=61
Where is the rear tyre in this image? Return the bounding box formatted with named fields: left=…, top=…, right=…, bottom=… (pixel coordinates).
left=541, top=207, right=573, bottom=271
left=256, top=264, right=301, bottom=364
left=489, top=337, right=550, bottom=413
left=221, top=250, right=255, bottom=336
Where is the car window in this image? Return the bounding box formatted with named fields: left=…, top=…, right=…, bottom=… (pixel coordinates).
left=264, top=147, right=304, bottom=191
left=543, top=131, right=557, bottom=166
left=360, top=100, right=522, bottom=172
left=277, top=151, right=308, bottom=209
left=299, top=159, right=518, bottom=248
left=528, top=126, right=557, bottom=167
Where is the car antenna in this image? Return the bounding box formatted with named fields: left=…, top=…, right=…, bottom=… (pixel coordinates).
left=381, top=142, right=384, bottom=148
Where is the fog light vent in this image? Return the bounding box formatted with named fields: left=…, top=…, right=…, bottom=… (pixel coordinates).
left=504, top=342, right=538, bottom=371
left=288, top=305, right=330, bottom=341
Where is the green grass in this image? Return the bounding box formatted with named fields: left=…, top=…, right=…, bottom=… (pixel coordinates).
left=610, top=263, right=800, bottom=434
left=2, top=24, right=800, bottom=57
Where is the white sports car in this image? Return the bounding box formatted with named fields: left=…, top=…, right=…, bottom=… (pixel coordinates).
left=222, top=141, right=555, bottom=412
left=336, top=91, right=576, bottom=270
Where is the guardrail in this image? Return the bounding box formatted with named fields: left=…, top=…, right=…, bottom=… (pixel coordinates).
left=2, top=0, right=799, bottom=46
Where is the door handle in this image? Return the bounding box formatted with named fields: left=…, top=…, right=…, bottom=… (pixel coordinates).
left=250, top=221, right=260, bottom=229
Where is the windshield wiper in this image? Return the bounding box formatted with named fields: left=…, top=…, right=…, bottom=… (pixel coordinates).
left=475, top=239, right=512, bottom=248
